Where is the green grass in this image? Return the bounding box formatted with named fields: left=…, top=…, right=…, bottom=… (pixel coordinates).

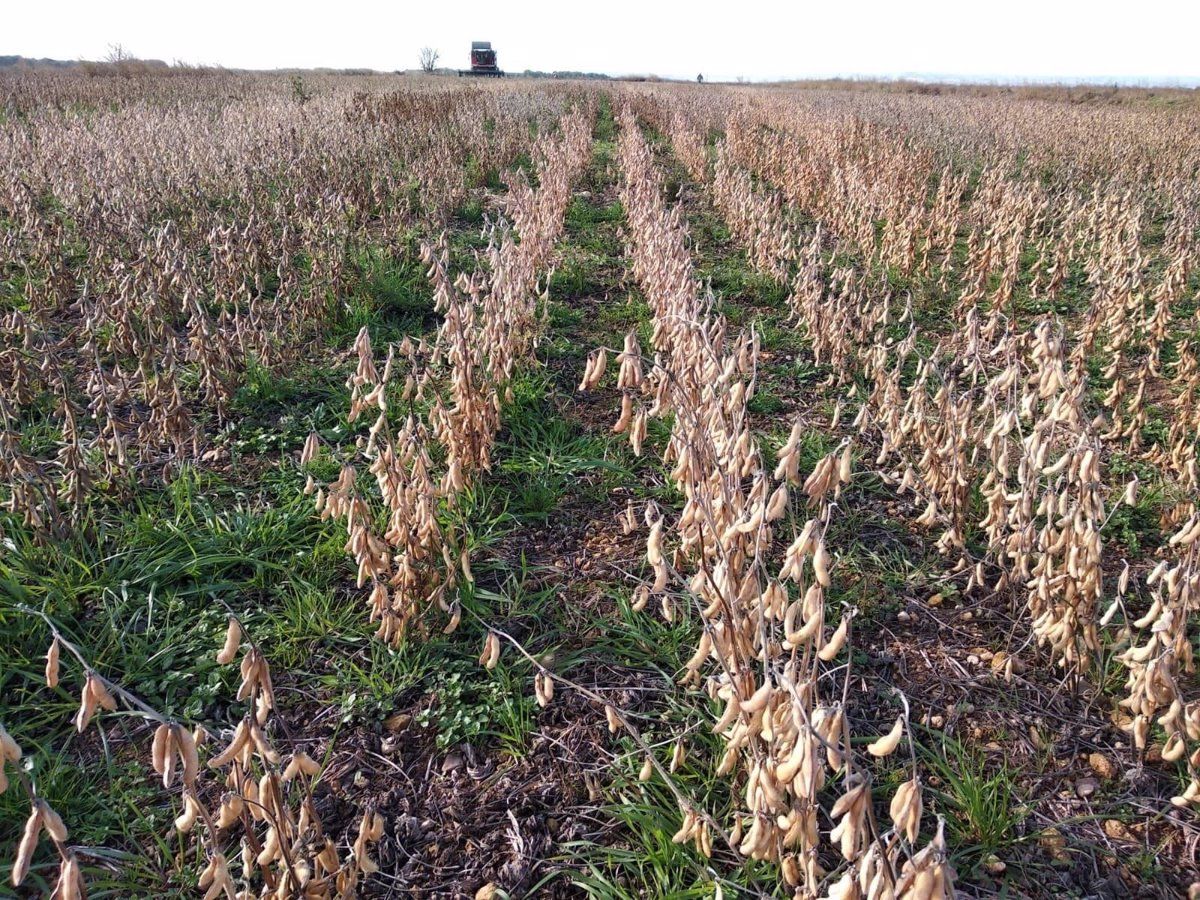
left=497, top=373, right=629, bottom=520
left=334, top=244, right=437, bottom=345
left=919, top=731, right=1031, bottom=877
left=0, top=459, right=355, bottom=891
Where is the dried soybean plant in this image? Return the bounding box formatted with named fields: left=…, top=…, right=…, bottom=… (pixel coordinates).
left=1115, top=518, right=1200, bottom=809
left=5, top=609, right=380, bottom=898
left=579, top=105, right=955, bottom=897
left=311, top=104, right=595, bottom=644
left=2, top=718, right=81, bottom=898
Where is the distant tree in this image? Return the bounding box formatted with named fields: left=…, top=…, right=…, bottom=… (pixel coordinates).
left=105, top=43, right=133, bottom=64
left=419, top=47, right=440, bottom=73
left=101, top=42, right=146, bottom=78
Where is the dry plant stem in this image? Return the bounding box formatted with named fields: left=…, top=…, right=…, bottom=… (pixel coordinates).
left=16, top=603, right=169, bottom=725
left=3, top=752, right=74, bottom=881
left=12, top=604, right=229, bottom=881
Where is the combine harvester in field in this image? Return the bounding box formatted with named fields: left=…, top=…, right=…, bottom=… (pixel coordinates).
left=458, top=41, right=505, bottom=77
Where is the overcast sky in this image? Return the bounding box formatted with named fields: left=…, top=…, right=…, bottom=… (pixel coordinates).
left=7, top=0, right=1199, bottom=84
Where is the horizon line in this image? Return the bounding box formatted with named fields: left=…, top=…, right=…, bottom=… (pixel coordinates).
left=3, top=53, right=1198, bottom=89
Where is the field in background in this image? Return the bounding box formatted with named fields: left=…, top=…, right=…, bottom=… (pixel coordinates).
left=2, top=70, right=1199, bottom=898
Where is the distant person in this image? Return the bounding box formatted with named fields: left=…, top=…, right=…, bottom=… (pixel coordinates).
left=697, top=73, right=704, bottom=84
